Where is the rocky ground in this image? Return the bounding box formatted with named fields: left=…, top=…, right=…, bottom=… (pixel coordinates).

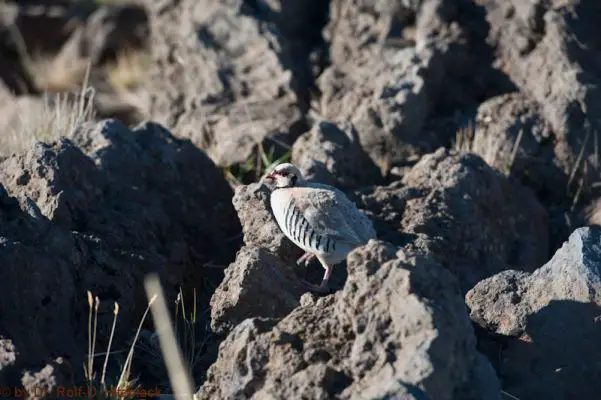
left=1, top=0, right=601, bottom=399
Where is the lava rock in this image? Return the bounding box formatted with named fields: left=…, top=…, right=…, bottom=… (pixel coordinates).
left=471, top=92, right=563, bottom=197
left=143, top=0, right=302, bottom=167
left=483, top=0, right=601, bottom=182
left=292, top=119, right=382, bottom=190
left=231, top=182, right=300, bottom=264
left=353, top=147, right=549, bottom=293
left=466, top=226, right=601, bottom=400
left=0, top=119, right=239, bottom=383
left=199, top=240, right=500, bottom=399
left=210, top=247, right=306, bottom=335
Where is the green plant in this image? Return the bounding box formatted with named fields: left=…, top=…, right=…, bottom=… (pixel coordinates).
left=224, top=143, right=292, bottom=187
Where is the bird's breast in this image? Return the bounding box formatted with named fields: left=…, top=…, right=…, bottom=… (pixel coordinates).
left=270, top=189, right=340, bottom=256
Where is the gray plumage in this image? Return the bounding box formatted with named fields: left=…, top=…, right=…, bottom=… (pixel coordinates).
left=263, top=163, right=377, bottom=292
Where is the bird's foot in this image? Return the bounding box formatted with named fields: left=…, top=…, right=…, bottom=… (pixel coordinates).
left=301, top=279, right=330, bottom=294
left=299, top=258, right=332, bottom=294
left=296, top=252, right=316, bottom=266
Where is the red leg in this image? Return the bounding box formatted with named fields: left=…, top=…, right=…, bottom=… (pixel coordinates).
left=320, top=264, right=333, bottom=286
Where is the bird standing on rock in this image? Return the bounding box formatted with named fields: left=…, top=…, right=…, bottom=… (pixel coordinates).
left=262, top=163, right=377, bottom=293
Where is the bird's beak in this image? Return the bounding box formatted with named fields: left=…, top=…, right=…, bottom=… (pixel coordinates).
left=263, top=171, right=276, bottom=181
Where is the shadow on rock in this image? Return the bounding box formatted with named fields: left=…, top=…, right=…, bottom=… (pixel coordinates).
left=353, top=147, right=549, bottom=294
left=200, top=240, right=501, bottom=400
left=467, top=226, right=601, bottom=400
left=0, top=119, right=241, bottom=394
left=500, top=300, right=601, bottom=400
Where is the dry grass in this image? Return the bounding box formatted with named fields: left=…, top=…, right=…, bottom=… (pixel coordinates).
left=453, top=119, right=524, bottom=177
left=21, top=46, right=148, bottom=96
left=1, top=20, right=150, bottom=157
left=7, top=18, right=89, bottom=94
left=1, top=16, right=151, bottom=156
left=26, top=52, right=91, bottom=94
left=1, top=68, right=97, bottom=157
left=134, top=285, right=212, bottom=392
left=454, top=120, right=476, bottom=154
left=144, top=274, right=197, bottom=400
left=83, top=290, right=157, bottom=400
left=105, top=50, right=150, bottom=94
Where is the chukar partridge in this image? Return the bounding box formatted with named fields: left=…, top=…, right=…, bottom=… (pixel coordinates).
left=262, top=163, right=377, bottom=293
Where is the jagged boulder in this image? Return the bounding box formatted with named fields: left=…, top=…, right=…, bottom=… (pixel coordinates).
left=466, top=226, right=601, bottom=399
left=483, top=0, right=601, bottom=183
left=210, top=182, right=308, bottom=336
left=143, top=0, right=303, bottom=167
left=200, top=240, right=500, bottom=400
left=317, top=0, right=494, bottom=173
left=0, top=119, right=239, bottom=387
left=352, top=147, right=549, bottom=293
left=210, top=246, right=306, bottom=335
left=291, top=119, right=382, bottom=190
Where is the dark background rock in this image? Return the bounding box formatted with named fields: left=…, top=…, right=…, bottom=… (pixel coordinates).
left=142, top=0, right=304, bottom=167
left=0, top=119, right=240, bottom=388
left=292, top=118, right=383, bottom=190
left=482, top=0, right=601, bottom=191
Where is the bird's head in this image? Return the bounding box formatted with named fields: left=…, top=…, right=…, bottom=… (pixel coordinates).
left=262, top=163, right=303, bottom=189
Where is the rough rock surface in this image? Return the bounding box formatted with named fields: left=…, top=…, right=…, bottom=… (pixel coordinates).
left=143, top=0, right=303, bottom=167
left=352, top=147, right=549, bottom=293
left=200, top=240, right=500, bottom=400
left=483, top=0, right=601, bottom=181
left=21, top=357, right=71, bottom=399
left=469, top=92, right=575, bottom=253
left=318, top=21, right=442, bottom=171
left=466, top=226, right=601, bottom=400
left=210, top=246, right=306, bottom=335
left=209, top=183, right=307, bottom=335
left=231, top=183, right=301, bottom=263
left=253, top=0, right=330, bottom=101
left=0, top=119, right=239, bottom=384
left=471, top=92, right=564, bottom=197
left=292, top=119, right=382, bottom=190
left=256, top=0, right=329, bottom=45
left=0, top=338, right=17, bottom=387
left=316, top=0, right=496, bottom=174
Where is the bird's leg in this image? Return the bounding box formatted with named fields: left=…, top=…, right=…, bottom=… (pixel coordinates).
left=301, top=257, right=332, bottom=294
left=296, top=252, right=316, bottom=266
left=318, top=263, right=333, bottom=289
